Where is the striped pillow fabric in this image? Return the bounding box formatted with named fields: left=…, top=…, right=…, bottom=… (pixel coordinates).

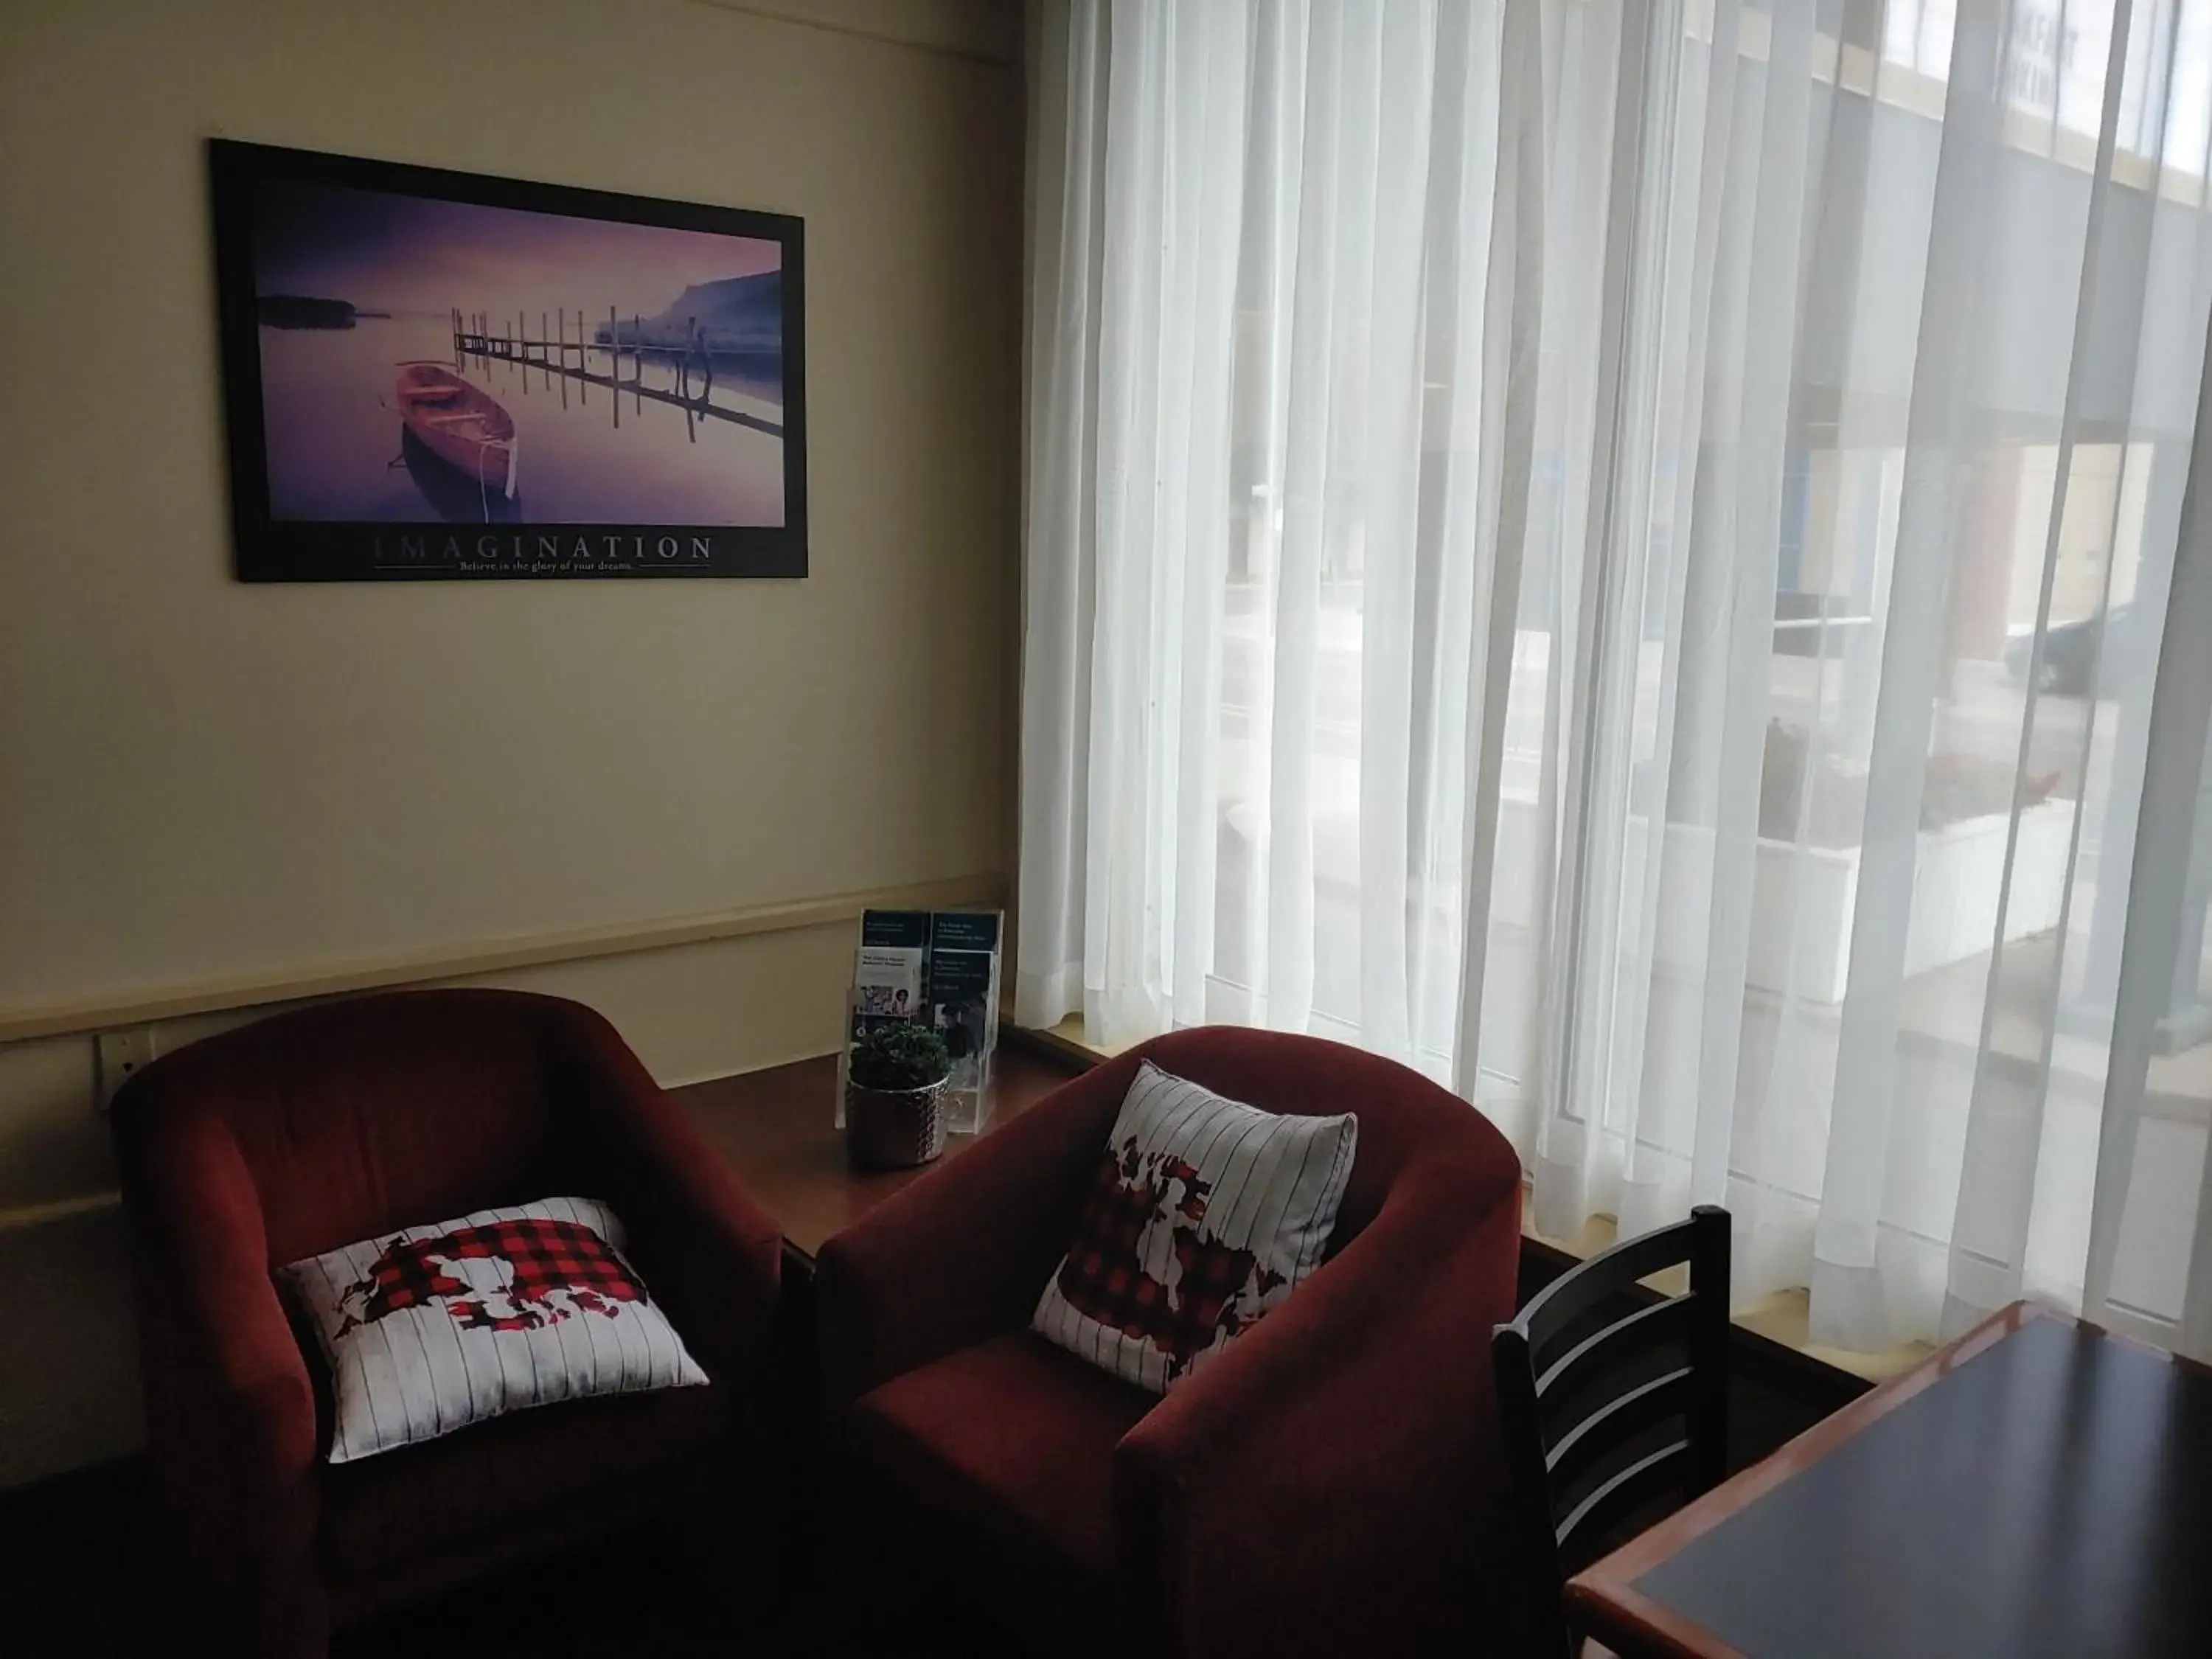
left=282, top=1196, right=706, bottom=1464
left=1032, top=1061, right=1358, bottom=1394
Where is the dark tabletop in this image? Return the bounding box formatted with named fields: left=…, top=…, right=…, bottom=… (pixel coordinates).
left=1569, top=1304, right=2212, bottom=1659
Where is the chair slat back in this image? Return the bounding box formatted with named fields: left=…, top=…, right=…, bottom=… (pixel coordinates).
left=1536, top=1294, right=1691, bottom=1433
left=1492, top=1205, right=1731, bottom=1658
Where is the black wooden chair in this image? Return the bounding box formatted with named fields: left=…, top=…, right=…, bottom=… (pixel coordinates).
left=1492, top=1205, right=1731, bottom=1658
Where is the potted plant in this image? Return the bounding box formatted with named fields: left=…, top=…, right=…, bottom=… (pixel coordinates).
left=845, top=1021, right=954, bottom=1170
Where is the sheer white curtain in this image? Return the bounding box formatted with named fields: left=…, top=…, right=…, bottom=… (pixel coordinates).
left=1494, top=0, right=2212, bottom=1356
left=1021, top=0, right=2212, bottom=1360
left=1018, top=0, right=1544, bottom=1068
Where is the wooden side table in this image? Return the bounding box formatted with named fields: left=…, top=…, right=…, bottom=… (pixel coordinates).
left=669, top=1040, right=1085, bottom=1270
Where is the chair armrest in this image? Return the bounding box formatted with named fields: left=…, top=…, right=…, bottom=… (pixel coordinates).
left=1113, top=1159, right=1525, bottom=1659
left=113, top=1093, right=321, bottom=1649
left=814, top=1052, right=1141, bottom=1408
left=547, top=1015, right=784, bottom=1384
left=116, top=1097, right=320, bottom=1475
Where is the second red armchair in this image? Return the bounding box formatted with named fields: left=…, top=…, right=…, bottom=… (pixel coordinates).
left=815, top=1026, right=1527, bottom=1659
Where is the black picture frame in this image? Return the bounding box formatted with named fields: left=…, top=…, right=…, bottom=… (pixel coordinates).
left=209, top=139, right=807, bottom=581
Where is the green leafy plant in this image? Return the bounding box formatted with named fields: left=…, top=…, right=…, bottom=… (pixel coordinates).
left=849, top=1021, right=952, bottom=1092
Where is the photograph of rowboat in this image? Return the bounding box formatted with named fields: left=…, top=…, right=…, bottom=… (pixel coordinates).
left=393, top=363, right=517, bottom=503
left=248, top=177, right=786, bottom=527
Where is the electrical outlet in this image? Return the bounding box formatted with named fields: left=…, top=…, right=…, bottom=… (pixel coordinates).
left=96, top=1028, right=158, bottom=1110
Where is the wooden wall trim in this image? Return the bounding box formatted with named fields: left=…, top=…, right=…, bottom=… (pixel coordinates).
left=0, top=872, right=1006, bottom=1046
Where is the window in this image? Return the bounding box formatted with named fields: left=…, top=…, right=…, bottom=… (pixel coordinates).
left=1024, top=0, right=2212, bottom=1360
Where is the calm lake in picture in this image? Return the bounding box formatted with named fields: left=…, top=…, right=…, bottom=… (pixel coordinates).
left=252, top=181, right=787, bottom=526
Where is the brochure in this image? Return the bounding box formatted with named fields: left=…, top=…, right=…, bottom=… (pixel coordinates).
left=837, top=907, right=1004, bottom=1133
left=927, top=910, right=1001, bottom=1102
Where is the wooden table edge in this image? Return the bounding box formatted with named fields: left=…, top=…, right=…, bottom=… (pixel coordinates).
left=1563, top=1299, right=2049, bottom=1659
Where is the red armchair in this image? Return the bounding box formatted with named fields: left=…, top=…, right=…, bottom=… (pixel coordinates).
left=110, top=988, right=783, bottom=1658
left=815, top=1026, right=1526, bottom=1659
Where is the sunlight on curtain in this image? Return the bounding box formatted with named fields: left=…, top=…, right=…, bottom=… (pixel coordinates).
left=1020, top=0, right=2212, bottom=1358
left=1492, top=0, right=2212, bottom=1354
left=1019, top=0, right=1542, bottom=1071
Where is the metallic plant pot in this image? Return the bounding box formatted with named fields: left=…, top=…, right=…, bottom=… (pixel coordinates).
left=844, top=1079, right=949, bottom=1170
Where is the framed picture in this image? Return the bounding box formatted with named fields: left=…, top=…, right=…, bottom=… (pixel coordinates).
left=208, top=140, right=806, bottom=581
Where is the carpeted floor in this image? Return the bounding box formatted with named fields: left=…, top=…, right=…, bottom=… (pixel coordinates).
left=0, top=1458, right=1035, bottom=1658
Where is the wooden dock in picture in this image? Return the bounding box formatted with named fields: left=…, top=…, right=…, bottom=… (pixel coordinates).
left=449, top=307, right=783, bottom=441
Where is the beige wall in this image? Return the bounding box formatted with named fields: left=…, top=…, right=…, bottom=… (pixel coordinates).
left=0, top=0, right=1020, bottom=1486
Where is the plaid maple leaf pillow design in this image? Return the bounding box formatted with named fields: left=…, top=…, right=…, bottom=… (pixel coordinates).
left=283, top=1196, right=706, bottom=1463
left=1033, top=1062, right=1357, bottom=1394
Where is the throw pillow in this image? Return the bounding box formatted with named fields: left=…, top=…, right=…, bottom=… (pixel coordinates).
left=282, top=1195, right=706, bottom=1464
left=1032, top=1060, right=1358, bottom=1393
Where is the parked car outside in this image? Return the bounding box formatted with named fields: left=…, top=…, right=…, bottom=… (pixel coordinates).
left=2005, top=603, right=2136, bottom=696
